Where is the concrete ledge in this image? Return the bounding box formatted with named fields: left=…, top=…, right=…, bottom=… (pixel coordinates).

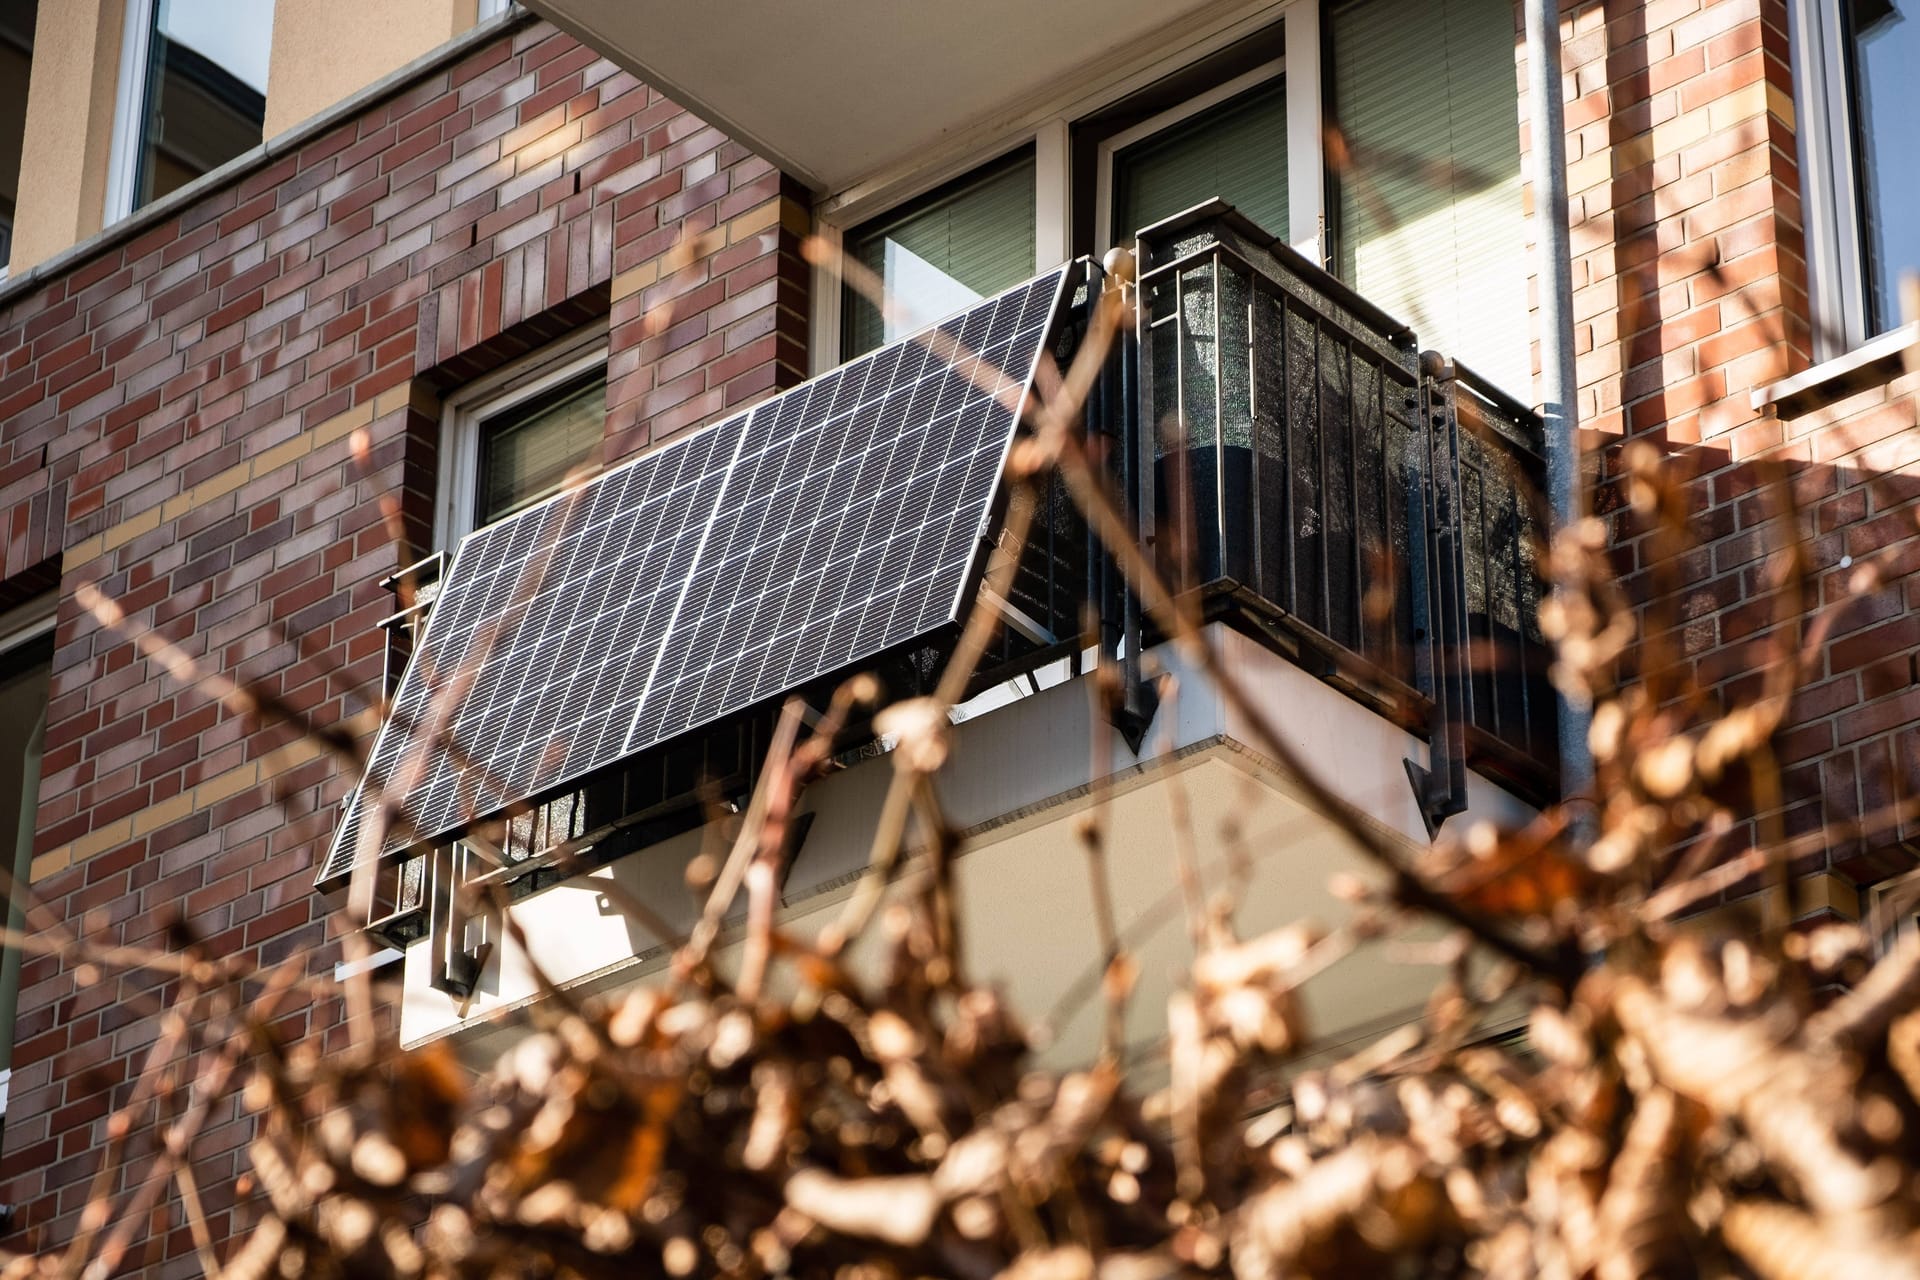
left=1752, top=321, right=1919, bottom=414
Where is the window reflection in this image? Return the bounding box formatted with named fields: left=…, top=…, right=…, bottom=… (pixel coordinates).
left=843, top=150, right=1037, bottom=358
left=1850, top=0, right=1919, bottom=334
left=136, top=0, right=274, bottom=208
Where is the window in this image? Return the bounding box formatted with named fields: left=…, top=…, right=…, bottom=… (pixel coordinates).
left=1105, top=67, right=1289, bottom=248
left=817, top=0, right=1533, bottom=390
left=106, top=0, right=275, bottom=220
left=1846, top=0, right=1919, bottom=334
left=473, top=371, right=605, bottom=528
left=1795, top=0, right=1920, bottom=354
left=841, top=148, right=1038, bottom=359
left=0, top=0, right=34, bottom=279
left=1329, top=0, right=1528, bottom=393
left=0, top=596, right=53, bottom=1138
left=437, top=331, right=610, bottom=547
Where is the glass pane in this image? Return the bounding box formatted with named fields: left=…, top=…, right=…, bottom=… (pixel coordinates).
left=1113, top=78, right=1289, bottom=244
left=477, top=372, right=607, bottom=526
left=0, top=0, right=36, bottom=272
left=0, top=628, right=51, bottom=1077
left=1332, top=0, right=1527, bottom=393
left=137, top=0, right=275, bottom=208
left=1851, top=0, right=1920, bottom=335
left=843, top=150, right=1037, bottom=357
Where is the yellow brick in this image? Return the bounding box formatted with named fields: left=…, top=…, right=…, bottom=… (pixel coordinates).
left=191, top=463, right=252, bottom=506
left=249, top=432, right=315, bottom=481
left=1651, top=107, right=1711, bottom=160
left=64, top=533, right=105, bottom=566
left=778, top=195, right=812, bottom=239
left=257, top=734, right=323, bottom=779
left=1707, top=81, right=1769, bottom=135
left=1564, top=151, right=1611, bottom=197
left=162, top=492, right=195, bottom=522
left=29, top=846, right=71, bottom=883
left=313, top=398, right=376, bottom=445
left=1764, top=83, right=1795, bottom=131
left=727, top=198, right=780, bottom=243
left=1611, top=132, right=1655, bottom=175
left=193, top=762, right=261, bottom=808
left=101, top=504, right=163, bottom=554
left=373, top=383, right=415, bottom=419
left=612, top=259, right=659, bottom=300
left=131, top=790, right=195, bottom=837
left=68, top=816, right=133, bottom=864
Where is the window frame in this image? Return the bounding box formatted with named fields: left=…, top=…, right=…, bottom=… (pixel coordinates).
left=103, top=0, right=158, bottom=224
left=104, top=0, right=277, bottom=225
left=1093, top=55, right=1289, bottom=254
left=807, top=0, right=1323, bottom=374
left=837, top=142, right=1041, bottom=361
left=434, top=325, right=610, bottom=550
left=1790, top=0, right=1900, bottom=359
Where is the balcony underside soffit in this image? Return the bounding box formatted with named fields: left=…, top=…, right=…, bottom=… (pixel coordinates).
left=521, top=0, right=1254, bottom=192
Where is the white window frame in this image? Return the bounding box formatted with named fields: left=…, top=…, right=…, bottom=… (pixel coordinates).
left=434, top=325, right=610, bottom=550
left=103, top=0, right=158, bottom=225
left=807, top=0, right=1320, bottom=374
left=1789, top=0, right=1898, bottom=359
left=476, top=0, right=516, bottom=19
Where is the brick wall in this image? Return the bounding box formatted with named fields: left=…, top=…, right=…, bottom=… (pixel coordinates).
left=1543, top=0, right=1919, bottom=873
left=0, top=16, right=806, bottom=1261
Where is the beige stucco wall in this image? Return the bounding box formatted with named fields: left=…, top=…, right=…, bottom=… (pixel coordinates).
left=263, top=0, right=478, bottom=139
left=10, top=0, right=125, bottom=273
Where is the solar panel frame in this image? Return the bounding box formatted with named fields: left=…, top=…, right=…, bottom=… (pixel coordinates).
left=320, top=266, right=1071, bottom=888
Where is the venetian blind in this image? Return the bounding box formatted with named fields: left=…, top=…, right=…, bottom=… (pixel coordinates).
left=1113, top=78, right=1290, bottom=245
left=844, top=151, right=1038, bottom=357
left=1333, top=0, right=1529, bottom=393
left=477, top=372, right=607, bottom=527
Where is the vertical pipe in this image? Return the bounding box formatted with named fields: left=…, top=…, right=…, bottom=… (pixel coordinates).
left=1211, top=254, right=1227, bottom=583
left=1524, top=0, right=1593, bottom=807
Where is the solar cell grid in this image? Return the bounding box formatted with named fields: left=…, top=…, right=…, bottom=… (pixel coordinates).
left=321, top=267, right=1067, bottom=884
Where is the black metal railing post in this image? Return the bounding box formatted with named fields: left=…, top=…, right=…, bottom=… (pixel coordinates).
left=1406, top=353, right=1472, bottom=835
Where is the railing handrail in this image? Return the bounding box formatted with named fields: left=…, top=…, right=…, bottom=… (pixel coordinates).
left=1133, top=198, right=1421, bottom=351
left=1126, top=204, right=1557, bottom=816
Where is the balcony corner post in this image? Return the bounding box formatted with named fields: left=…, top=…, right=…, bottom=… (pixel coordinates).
left=1525, top=0, right=1594, bottom=815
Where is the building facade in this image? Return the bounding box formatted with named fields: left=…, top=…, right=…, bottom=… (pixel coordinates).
left=0, top=0, right=1911, bottom=1266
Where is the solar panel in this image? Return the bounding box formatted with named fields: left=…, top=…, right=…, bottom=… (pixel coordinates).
left=320, top=266, right=1069, bottom=885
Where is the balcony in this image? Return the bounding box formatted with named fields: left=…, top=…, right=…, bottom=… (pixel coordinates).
left=990, top=202, right=1557, bottom=825
left=380, top=203, right=1555, bottom=1060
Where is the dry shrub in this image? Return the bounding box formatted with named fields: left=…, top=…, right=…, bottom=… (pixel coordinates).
left=5, top=266, right=1919, bottom=1280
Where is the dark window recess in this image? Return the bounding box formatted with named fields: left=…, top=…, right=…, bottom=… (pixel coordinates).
left=475, top=370, right=608, bottom=527
left=0, top=0, right=36, bottom=273
left=0, top=619, right=53, bottom=1136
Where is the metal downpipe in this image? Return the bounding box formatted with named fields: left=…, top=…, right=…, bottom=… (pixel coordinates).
left=1524, top=0, right=1594, bottom=811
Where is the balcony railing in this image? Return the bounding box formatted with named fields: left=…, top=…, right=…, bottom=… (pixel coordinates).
left=1007, top=202, right=1557, bottom=822
left=370, top=205, right=1557, bottom=972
